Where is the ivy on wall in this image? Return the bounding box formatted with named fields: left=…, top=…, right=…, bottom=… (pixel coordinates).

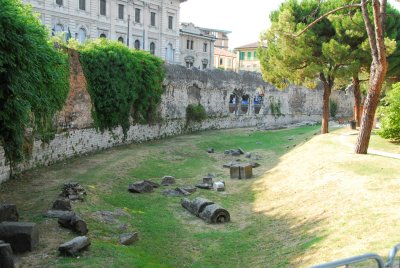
left=0, top=0, right=70, bottom=170
left=78, top=39, right=165, bottom=135
left=186, top=104, right=207, bottom=122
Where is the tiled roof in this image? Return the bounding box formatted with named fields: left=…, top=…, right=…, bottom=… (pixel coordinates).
left=234, top=41, right=266, bottom=50
left=214, top=47, right=236, bottom=57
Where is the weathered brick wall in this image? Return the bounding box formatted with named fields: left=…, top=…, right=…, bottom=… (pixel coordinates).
left=0, top=53, right=354, bottom=184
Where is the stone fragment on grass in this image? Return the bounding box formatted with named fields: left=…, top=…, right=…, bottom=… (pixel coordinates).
left=0, top=242, right=14, bottom=268
left=52, top=199, right=72, bottom=211
left=59, top=236, right=90, bottom=256
left=0, top=222, right=39, bottom=253
left=44, top=210, right=75, bottom=219
left=207, top=148, right=214, bottom=153
left=195, top=183, right=213, bottom=190
left=0, top=204, right=19, bottom=222
left=202, top=176, right=213, bottom=184
left=128, top=181, right=156, bottom=193
left=119, top=232, right=139, bottom=245
left=58, top=214, right=88, bottom=235
left=230, top=164, right=253, bottom=179
left=61, top=182, right=86, bottom=201
left=161, top=176, right=175, bottom=186
left=245, top=152, right=252, bottom=158
left=250, top=162, right=260, bottom=168
left=213, top=181, right=225, bottom=192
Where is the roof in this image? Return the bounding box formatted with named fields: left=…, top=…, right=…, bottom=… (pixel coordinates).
left=214, top=47, right=236, bottom=58
left=234, top=41, right=267, bottom=50
left=198, top=27, right=232, bottom=34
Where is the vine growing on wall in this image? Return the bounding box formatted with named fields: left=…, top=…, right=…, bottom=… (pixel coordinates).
left=269, top=96, right=283, bottom=117
left=0, top=0, right=70, bottom=171
left=186, top=104, right=207, bottom=123
left=78, top=39, right=165, bottom=135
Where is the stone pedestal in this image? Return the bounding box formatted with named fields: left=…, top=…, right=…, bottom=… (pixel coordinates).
left=230, top=164, right=253, bottom=179
left=0, top=222, right=39, bottom=253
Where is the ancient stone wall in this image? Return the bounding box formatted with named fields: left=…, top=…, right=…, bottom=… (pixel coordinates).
left=0, top=54, right=354, bottom=184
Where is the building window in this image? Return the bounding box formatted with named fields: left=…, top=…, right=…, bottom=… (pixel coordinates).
left=203, top=43, right=207, bottom=52
left=79, top=0, right=85, bottom=10
left=118, top=36, right=124, bottom=43
left=54, top=24, right=64, bottom=33
left=190, top=40, right=193, bottom=50
left=78, top=28, right=86, bottom=43
left=202, top=59, right=208, bottom=70
left=151, top=12, right=156, bottom=26
left=118, top=4, right=124, bottom=20
left=247, top=52, right=251, bottom=60
left=186, top=40, right=190, bottom=49
left=168, top=16, right=173, bottom=29
left=100, top=33, right=106, bottom=38
left=150, top=42, right=155, bottom=55
left=134, top=39, right=140, bottom=50
left=222, top=40, right=225, bottom=47
left=254, top=51, right=257, bottom=60
left=239, top=52, right=245, bottom=60
left=219, top=58, right=223, bottom=65
left=56, top=0, right=63, bottom=6
left=100, top=0, right=106, bottom=15
left=135, top=8, right=140, bottom=23
left=166, top=43, right=174, bottom=62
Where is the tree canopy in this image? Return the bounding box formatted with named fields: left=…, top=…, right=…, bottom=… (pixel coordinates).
left=0, top=0, right=69, bottom=167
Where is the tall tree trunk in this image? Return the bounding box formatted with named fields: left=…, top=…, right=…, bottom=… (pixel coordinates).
left=355, top=0, right=388, bottom=154
left=320, top=73, right=333, bottom=134
left=321, top=84, right=331, bottom=134
left=352, top=75, right=362, bottom=127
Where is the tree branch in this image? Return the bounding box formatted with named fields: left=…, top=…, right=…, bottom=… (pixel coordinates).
left=294, top=4, right=361, bottom=37
left=361, top=0, right=379, bottom=62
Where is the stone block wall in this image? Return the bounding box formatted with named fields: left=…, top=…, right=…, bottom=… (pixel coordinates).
left=0, top=53, right=354, bottom=184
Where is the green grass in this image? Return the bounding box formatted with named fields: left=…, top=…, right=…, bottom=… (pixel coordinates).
left=3, top=125, right=399, bottom=267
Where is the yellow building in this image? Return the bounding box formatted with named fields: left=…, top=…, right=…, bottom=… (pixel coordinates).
left=235, top=42, right=265, bottom=73
left=214, top=47, right=237, bottom=71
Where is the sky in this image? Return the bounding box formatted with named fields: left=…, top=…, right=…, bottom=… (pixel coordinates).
left=180, top=0, right=400, bottom=51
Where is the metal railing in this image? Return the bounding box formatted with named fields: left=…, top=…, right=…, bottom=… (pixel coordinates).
left=310, top=243, right=400, bottom=268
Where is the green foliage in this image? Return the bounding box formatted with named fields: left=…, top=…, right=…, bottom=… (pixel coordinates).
left=269, top=97, right=283, bottom=117
left=0, top=0, right=70, bottom=167
left=329, top=99, right=338, bottom=118
left=186, top=103, right=207, bottom=122
left=378, top=83, right=400, bottom=141
left=78, top=39, right=164, bottom=135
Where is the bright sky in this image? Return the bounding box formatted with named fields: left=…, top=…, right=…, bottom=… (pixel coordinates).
left=180, top=0, right=400, bottom=51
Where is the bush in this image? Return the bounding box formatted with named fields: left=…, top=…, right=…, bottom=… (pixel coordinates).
left=329, top=99, right=338, bottom=118
left=378, top=83, right=400, bottom=141
left=78, top=39, right=164, bottom=134
left=0, top=0, right=70, bottom=167
left=186, top=104, right=207, bottom=122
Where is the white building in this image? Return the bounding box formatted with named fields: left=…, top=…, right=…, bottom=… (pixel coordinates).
left=179, top=22, right=215, bottom=69
left=23, top=0, right=187, bottom=63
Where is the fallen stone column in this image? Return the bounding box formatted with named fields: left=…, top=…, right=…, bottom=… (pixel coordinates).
left=181, top=197, right=214, bottom=216
left=0, top=242, right=14, bottom=268
left=181, top=197, right=230, bottom=224
left=59, top=236, right=90, bottom=256
left=58, top=214, right=88, bottom=235
left=199, top=204, right=230, bottom=223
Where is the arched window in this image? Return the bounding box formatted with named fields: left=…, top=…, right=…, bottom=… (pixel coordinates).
left=118, top=37, right=124, bottom=43
left=134, top=39, right=140, bottom=50
left=150, top=42, right=155, bottom=55
left=166, top=43, right=173, bottom=62
left=100, top=0, right=106, bottom=15
left=100, top=33, right=106, bottom=38
left=78, top=28, right=86, bottom=44
left=56, top=0, right=63, bottom=6
left=55, top=24, right=64, bottom=33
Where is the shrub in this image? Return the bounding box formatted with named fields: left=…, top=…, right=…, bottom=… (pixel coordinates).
left=78, top=39, right=164, bottom=135
left=186, top=104, right=207, bottom=122
left=378, top=83, right=400, bottom=141
left=0, top=0, right=70, bottom=168
left=329, top=99, right=338, bottom=118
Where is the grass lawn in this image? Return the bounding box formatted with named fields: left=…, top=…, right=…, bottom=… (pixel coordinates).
left=1, top=125, right=399, bottom=267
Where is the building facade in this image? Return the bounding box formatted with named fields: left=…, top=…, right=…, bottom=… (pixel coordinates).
left=23, top=0, right=186, bottom=63
left=235, top=42, right=265, bottom=73
left=179, top=22, right=215, bottom=69
left=199, top=28, right=231, bottom=50
left=214, top=47, right=236, bottom=71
